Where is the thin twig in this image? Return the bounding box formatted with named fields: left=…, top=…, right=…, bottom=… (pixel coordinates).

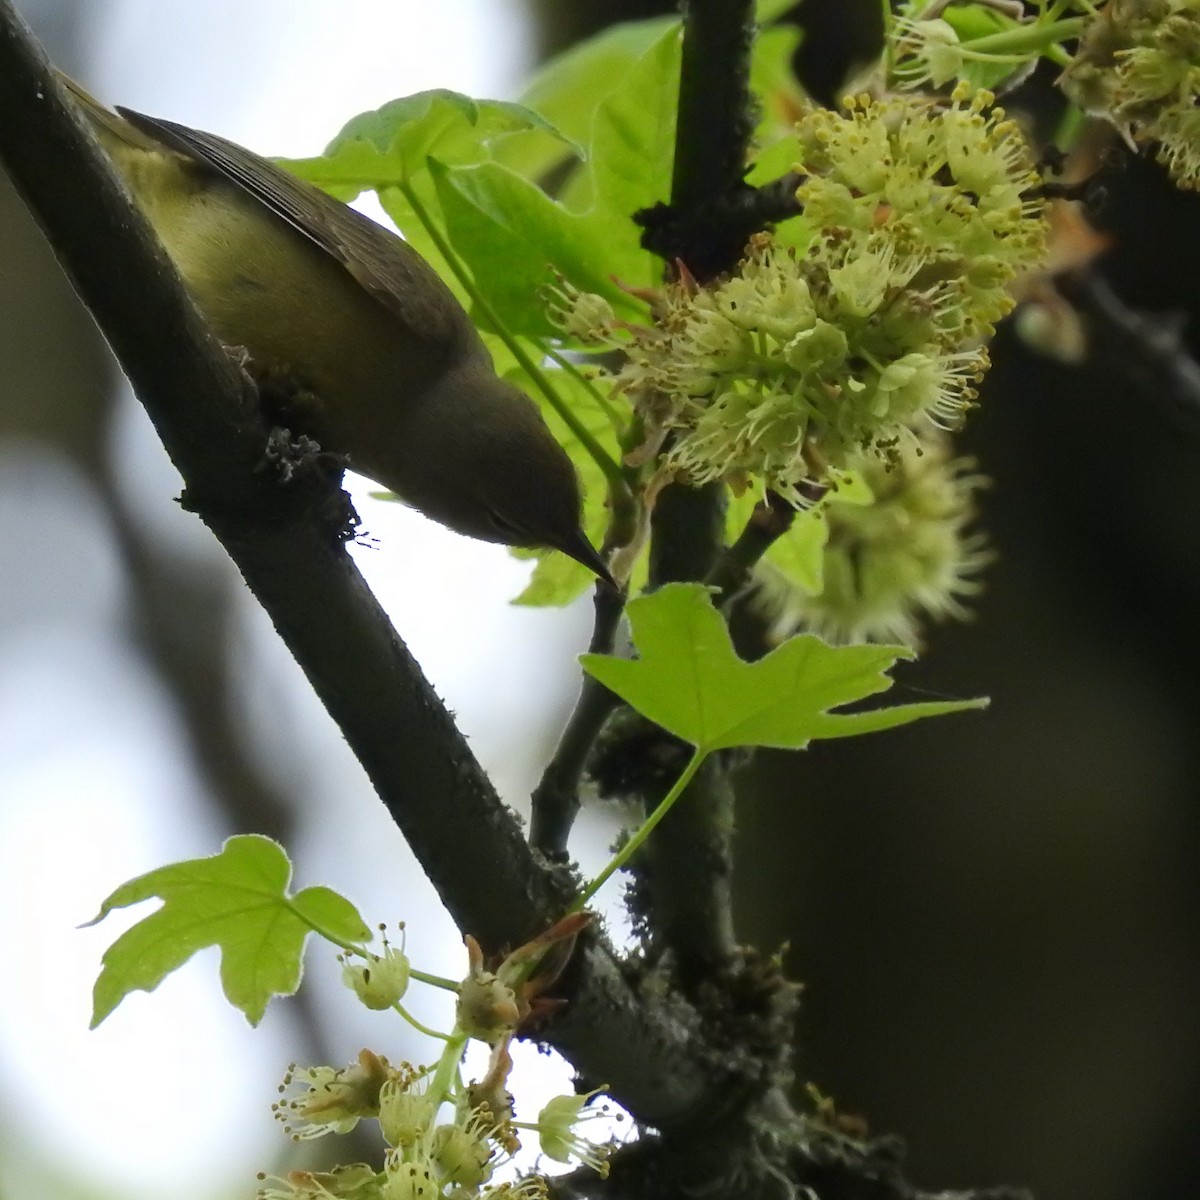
left=1061, top=268, right=1200, bottom=431
left=530, top=585, right=627, bottom=858
left=705, top=489, right=799, bottom=605
left=529, top=427, right=642, bottom=858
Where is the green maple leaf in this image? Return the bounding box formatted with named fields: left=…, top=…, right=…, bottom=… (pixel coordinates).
left=580, top=583, right=985, bottom=754
left=85, top=835, right=371, bottom=1027
left=575, top=584, right=986, bottom=906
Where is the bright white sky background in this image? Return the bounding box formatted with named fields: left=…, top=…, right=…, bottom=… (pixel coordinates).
left=0, top=3, right=627, bottom=1197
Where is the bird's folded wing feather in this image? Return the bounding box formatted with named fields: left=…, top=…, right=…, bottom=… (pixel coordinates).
left=116, top=107, right=469, bottom=351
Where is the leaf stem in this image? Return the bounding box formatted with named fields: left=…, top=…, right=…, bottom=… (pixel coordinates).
left=573, top=746, right=708, bottom=910
left=959, top=16, right=1085, bottom=57
left=287, top=903, right=373, bottom=957
left=411, top=967, right=461, bottom=991
left=397, top=181, right=627, bottom=492
left=394, top=1000, right=453, bottom=1041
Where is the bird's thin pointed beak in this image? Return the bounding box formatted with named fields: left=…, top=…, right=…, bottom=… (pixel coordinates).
left=560, top=527, right=618, bottom=591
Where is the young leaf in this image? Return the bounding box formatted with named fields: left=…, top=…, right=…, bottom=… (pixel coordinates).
left=585, top=22, right=681, bottom=279
left=580, top=583, right=985, bottom=753
left=428, top=159, right=640, bottom=337
left=278, top=90, right=577, bottom=285
left=85, top=835, right=371, bottom=1028
left=768, top=508, right=831, bottom=595
left=426, top=26, right=687, bottom=334
left=500, top=15, right=679, bottom=184
left=476, top=22, right=682, bottom=294
left=280, top=90, right=575, bottom=199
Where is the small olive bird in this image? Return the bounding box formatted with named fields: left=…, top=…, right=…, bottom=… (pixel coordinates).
left=60, top=76, right=613, bottom=585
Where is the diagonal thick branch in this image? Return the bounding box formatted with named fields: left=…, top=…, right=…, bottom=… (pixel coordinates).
left=0, top=0, right=727, bottom=1132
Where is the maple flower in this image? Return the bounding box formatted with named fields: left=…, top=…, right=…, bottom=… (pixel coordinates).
left=534, top=1088, right=612, bottom=1177
left=379, top=1156, right=439, bottom=1200
left=456, top=935, right=522, bottom=1044
left=256, top=1165, right=383, bottom=1200
left=432, top=1110, right=499, bottom=1190
left=552, top=286, right=619, bottom=341
left=893, top=17, right=968, bottom=88
left=273, top=1050, right=392, bottom=1140
left=379, top=1099, right=512, bottom=1196
left=342, top=931, right=411, bottom=1011
left=797, top=86, right=1046, bottom=333
left=635, top=232, right=989, bottom=502
left=378, top=1068, right=438, bottom=1150
left=465, top=1040, right=518, bottom=1150
left=456, top=916, right=589, bottom=1045
left=478, top=1180, right=550, bottom=1200
left=552, top=89, right=1040, bottom=516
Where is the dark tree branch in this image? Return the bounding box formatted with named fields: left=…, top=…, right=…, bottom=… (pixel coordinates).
left=0, top=0, right=729, bottom=1132
left=636, top=170, right=804, bottom=284
left=750, top=171, right=805, bottom=225
left=637, top=0, right=761, bottom=987
left=553, top=1120, right=1032, bottom=1200
left=670, top=1, right=757, bottom=216
left=639, top=477, right=739, bottom=979
left=637, top=0, right=763, bottom=281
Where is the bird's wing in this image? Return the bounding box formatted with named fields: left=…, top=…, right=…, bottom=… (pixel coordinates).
left=115, top=107, right=471, bottom=351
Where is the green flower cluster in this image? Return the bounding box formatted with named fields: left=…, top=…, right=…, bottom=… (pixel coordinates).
left=796, top=86, right=1046, bottom=336
left=754, top=436, right=990, bottom=646
left=1063, top=0, right=1200, bottom=188
left=561, top=86, right=1044, bottom=506
left=641, top=231, right=994, bottom=504
left=256, top=926, right=613, bottom=1200
left=260, top=1048, right=586, bottom=1200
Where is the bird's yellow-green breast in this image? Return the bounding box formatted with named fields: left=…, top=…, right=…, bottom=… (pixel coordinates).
left=81, top=113, right=438, bottom=475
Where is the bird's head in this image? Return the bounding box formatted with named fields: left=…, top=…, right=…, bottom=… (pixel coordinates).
left=399, top=369, right=614, bottom=587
